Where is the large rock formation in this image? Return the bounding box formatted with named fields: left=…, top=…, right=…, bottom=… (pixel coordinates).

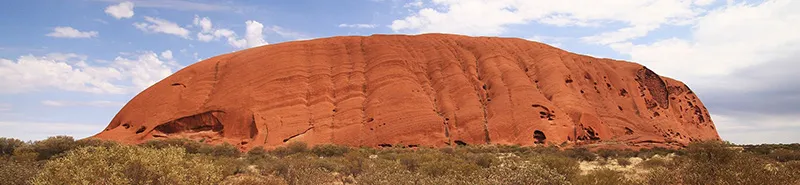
left=93, top=34, right=720, bottom=150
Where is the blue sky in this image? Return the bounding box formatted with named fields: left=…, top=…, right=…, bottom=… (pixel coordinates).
left=1, top=0, right=798, bottom=144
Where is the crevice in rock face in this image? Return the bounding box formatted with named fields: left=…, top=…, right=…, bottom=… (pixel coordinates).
left=378, top=143, right=392, bottom=147
left=135, top=126, right=146, bottom=134
left=122, top=122, right=131, bottom=129
left=624, top=127, right=634, bottom=135
left=283, top=126, right=313, bottom=143
left=533, top=130, right=547, bottom=144
left=532, top=104, right=555, bottom=120
left=170, top=83, right=186, bottom=88
left=154, top=111, right=225, bottom=135
left=249, top=114, right=258, bottom=139
left=636, top=67, right=669, bottom=109
left=454, top=140, right=467, bottom=146
left=619, top=89, right=628, bottom=97
left=577, top=126, right=600, bottom=141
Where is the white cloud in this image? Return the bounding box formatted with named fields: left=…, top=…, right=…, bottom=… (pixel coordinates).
left=338, top=23, right=378, bottom=28
left=611, top=0, right=800, bottom=79
left=105, top=1, right=134, bottom=19
left=133, top=16, right=191, bottom=39
left=0, top=103, right=10, bottom=112
left=45, top=53, right=88, bottom=62
left=0, top=52, right=177, bottom=94
left=191, top=16, right=269, bottom=48
left=41, top=100, right=124, bottom=108
left=390, top=0, right=709, bottom=42
left=0, top=121, right=100, bottom=141
left=244, top=21, right=268, bottom=47
left=46, top=27, right=99, bottom=38
left=93, top=0, right=239, bottom=12
left=160, top=50, right=173, bottom=60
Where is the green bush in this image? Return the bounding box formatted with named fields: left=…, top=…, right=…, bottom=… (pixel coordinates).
left=74, top=138, right=117, bottom=148
left=32, top=136, right=76, bottom=160
left=199, top=142, right=241, bottom=157
left=1, top=137, right=27, bottom=156
left=271, top=141, right=308, bottom=157
left=310, top=144, right=349, bottom=157
left=140, top=138, right=203, bottom=154
left=31, top=145, right=224, bottom=185
left=246, top=146, right=269, bottom=162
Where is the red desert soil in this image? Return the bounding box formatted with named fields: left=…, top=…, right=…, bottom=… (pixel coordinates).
left=93, top=34, right=720, bottom=150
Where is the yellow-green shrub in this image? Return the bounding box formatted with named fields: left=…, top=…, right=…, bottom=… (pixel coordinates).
left=1, top=137, right=27, bottom=156
left=31, top=145, right=224, bottom=185
left=0, top=156, right=40, bottom=185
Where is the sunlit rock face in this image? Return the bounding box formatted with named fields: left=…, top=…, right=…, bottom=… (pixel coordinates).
left=93, top=34, right=720, bottom=150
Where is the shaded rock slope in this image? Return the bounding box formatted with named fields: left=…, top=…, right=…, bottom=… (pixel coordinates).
left=93, top=34, right=720, bottom=150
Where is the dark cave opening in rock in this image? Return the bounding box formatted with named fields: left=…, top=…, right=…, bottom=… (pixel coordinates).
left=533, top=130, right=546, bottom=144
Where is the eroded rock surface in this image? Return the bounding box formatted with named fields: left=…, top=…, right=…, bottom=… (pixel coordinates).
left=93, top=34, right=720, bottom=150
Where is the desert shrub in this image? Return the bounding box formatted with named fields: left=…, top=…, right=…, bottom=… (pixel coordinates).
left=31, top=145, right=224, bottom=185
left=616, top=157, right=632, bottom=167
left=356, top=160, right=418, bottom=185
left=398, top=153, right=422, bottom=172
left=220, top=174, right=287, bottom=185
left=563, top=147, right=596, bottom=161
left=342, top=151, right=368, bottom=176
left=140, top=138, right=203, bottom=154
left=286, top=141, right=308, bottom=154
left=575, top=168, right=637, bottom=185
left=0, top=157, right=40, bottom=185
left=199, top=142, right=241, bottom=157
left=419, top=158, right=479, bottom=177
left=596, top=149, right=619, bottom=159
left=206, top=156, right=248, bottom=176
left=768, top=148, right=800, bottom=162
left=678, top=141, right=796, bottom=185
left=74, top=138, right=117, bottom=148
left=471, top=153, right=495, bottom=168
left=12, top=145, right=38, bottom=162
left=643, top=166, right=681, bottom=185
left=637, top=157, right=671, bottom=169
left=1, top=137, right=27, bottom=156
left=528, top=154, right=581, bottom=180
left=481, top=160, right=571, bottom=185
left=310, top=144, right=349, bottom=157
left=246, top=146, right=269, bottom=162
left=271, top=141, right=307, bottom=157
left=31, top=136, right=76, bottom=160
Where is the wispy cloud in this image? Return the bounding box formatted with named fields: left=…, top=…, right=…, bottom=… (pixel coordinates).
left=0, top=121, right=101, bottom=141
left=338, top=23, right=378, bottom=29
left=133, top=16, right=191, bottom=39
left=0, top=103, right=11, bottom=112
left=94, top=0, right=240, bottom=12
left=41, top=100, right=125, bottom=108
left=46, top=27, right=98, bottom=38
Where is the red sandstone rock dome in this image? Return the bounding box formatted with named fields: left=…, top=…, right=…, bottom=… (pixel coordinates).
left=93, top=34, right=720, bottom=150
